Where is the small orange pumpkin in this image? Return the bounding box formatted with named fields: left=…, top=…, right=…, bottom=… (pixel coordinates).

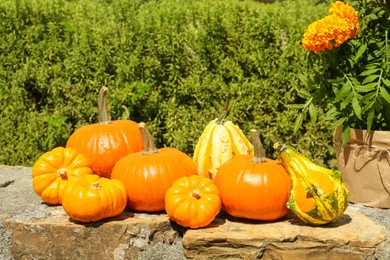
left=32, top=147, right=93, bottom=205
left=214, top=129, right=291, bottom=221
left=111, top=122, right=198, bottom=212
left=62, top=174, right=127, bottom=223
left=165, top=175, right=221, bottom=228
left=66, top=87, right=143, bottom=178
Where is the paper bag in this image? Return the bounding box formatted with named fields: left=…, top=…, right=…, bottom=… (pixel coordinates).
left=333, top=127, right=390, bottom=208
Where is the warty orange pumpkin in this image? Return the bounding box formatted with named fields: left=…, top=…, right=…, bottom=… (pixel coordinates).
left=214, top=129, right=291, bottom=221
left=32, top=147, right=93, bottom=205
left=66, top=86, right=143, bottom=178
left=111, top=122, right=198, bottom=212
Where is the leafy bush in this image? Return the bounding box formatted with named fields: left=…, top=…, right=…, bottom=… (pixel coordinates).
left=0, top=0, right=334, bottom=167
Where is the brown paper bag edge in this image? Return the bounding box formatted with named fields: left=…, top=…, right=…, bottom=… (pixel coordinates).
left=333, top=126, right=390, bottom=208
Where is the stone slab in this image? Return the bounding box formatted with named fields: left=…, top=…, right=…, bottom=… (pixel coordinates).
left=1, top=165, right=390, bottom=260
left=182, top=210, right=386, bottom=259
left=0, top=165, right=186, bottom=260
left=6, top=211, right=184, bottom=260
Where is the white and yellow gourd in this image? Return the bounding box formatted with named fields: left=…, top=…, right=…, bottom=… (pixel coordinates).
left=193, top=111, right=253, bottom=179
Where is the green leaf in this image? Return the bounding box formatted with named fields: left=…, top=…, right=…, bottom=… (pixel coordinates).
left=308, top=102, right=317, bottom=124
left=380, top=87, right=390, bottom=105
left=359, top=68, right=381, bottom=76
left=324, top=107, right=340, bottom=121
left=341, top=126, right=350, bottom=148
left=333, top=83, right=351, bottom=103
left=367, top=110, right=375, bottom=131
left=328, top=77, right=344, bottom=85
left=354, top=83, right=376, bottom=93
left=329, top=117, right=345, bottom=129
left=364, top=62, right=381, bottom=70
left=340, top=92, right=354, bottom=110
left=349, top=77, right=360, bottom=86
left=382, top=61, right=390, bottom=70
left=293, top=113, right=303, bottom=134
left=351, top=96, right=361, bottom=119
left=361, top=99, right=376, bottom=114
left=362, top=74, right=380, bottom=85
left=285, top=104, right=306, bottom=109
left=382, top=78, right=390, bottom=87
left=296, top=74, right=308, bottom=85
left=297, top=88, right=311, bottom=98
left=360, top=91, right=376, bottom=104
left=354, top=43, right=367, bottom=61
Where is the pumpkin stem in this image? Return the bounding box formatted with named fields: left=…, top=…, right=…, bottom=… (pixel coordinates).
left=191, top=189, right=201, bottom=200
left=98, top=86, right=111, bottom=124
left=139, top=122, right=158, bottom=154
left=250, top=129, right=267, bottom=163
left=57, top=168, right=68, bottom=178
left=91, top=181, right=101, bottom=190
left=216, top=100, right=231, bottom=124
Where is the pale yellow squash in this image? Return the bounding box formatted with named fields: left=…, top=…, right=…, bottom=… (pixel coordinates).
left=193, top=112, right=253, bottom=179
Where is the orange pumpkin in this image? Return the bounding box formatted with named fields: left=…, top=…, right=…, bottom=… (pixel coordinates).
left=62, top=174, right=127, bottom=223
left=66, top=87, right=143, bottom=178
left=214, top=129, right=291, bottom=221
left=165, top=175, right=221, bottom=228
left=111, top=122, right=198, bottom=212
left=32, top=147, right=93, bottom=205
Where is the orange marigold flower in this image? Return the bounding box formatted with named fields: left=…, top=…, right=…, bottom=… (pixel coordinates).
left=302, top=1, right=360, bottom=54
left=329, top=1, right=360, bottom=32
left=329, top=1, right=358, bottom=21
left=302, top=16, right=334, bottom=54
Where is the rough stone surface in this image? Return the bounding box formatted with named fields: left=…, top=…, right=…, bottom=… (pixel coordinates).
left=6, top=213, right=185, bottom=260
left=0, top=166, right=186, bottom=260
left=182, top=210, right=386, bottom=259
left=1, top=165, right=390, bottom=259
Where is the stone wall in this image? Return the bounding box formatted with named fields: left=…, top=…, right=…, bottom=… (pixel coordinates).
left=1, top=165, right=389, bottom=259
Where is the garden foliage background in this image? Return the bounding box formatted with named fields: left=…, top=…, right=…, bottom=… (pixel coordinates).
left=0, top=0, right=335, bottom=167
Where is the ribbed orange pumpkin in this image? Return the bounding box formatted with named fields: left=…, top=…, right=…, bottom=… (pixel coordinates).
left=32, top=147, right=93, bottom=205
left=214, top=129, right=291, bottom=221
left=62, top=174, right=127, bottom=223
left=111, top=122, right=198, bottom=212
left=66, top=87, right=143, bottom=178
left=165, top=175, right=221, bottom=228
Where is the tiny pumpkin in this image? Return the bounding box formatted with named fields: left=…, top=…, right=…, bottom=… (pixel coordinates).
left=66, top=86, right=143, bottom=178
left=165, top=175, right=221, bottom=228
left=32, top=147, right=93, bottom=205
left=193, top=110, right=253, bottom=180
left=274, top=143, right=349, bottom=225
left=62, top=174, right=127, bottom=223
left=111, top=122, right=198, bottom=212
left=214, top=129, right=291, bottom=221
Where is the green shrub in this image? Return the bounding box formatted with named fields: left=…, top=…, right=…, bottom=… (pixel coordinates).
left=0, top=0, right=334, bottom=167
